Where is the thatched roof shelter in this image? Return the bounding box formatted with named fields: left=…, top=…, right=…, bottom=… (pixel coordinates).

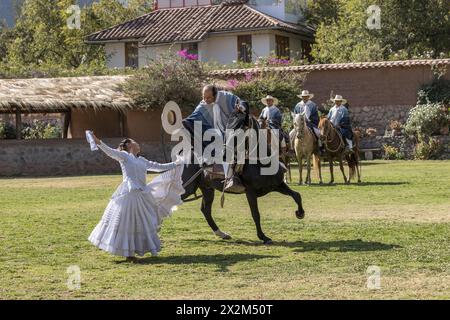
left=0, top=76, right=134, bottom=114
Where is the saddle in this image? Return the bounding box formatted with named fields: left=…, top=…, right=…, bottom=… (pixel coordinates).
left=204, top=164, right=225, bottom=180
left=204, top=164, right=246, bottom=194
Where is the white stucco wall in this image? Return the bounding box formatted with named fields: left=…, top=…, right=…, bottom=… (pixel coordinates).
left=104, top=31, right=306, bottom=68
left=203, top=35, right=238, bottom=65
left=289, top=34, right=304, bottom=60
left=105, top=43, right=125, bottom=69
left=138, top=44, right=181, bottom=67
left=252, top=33, right=273, bottom=60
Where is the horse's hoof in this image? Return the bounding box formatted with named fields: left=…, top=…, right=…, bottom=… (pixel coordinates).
left=319, top=181, right=323, bottom=185
left=263, top=238, right=273, bottom=245
left=214, top=230, right=232, bottom=240
left=296, top=210, right=305, bottom=219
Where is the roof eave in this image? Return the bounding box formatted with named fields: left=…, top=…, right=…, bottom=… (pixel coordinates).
left=85, top=38, right=144, bottom=45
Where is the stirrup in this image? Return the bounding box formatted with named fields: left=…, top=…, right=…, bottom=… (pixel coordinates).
left=223, top=176, right=246, bottom=194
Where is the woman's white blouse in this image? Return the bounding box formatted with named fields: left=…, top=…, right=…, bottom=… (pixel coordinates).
left=98, top=141, right=177, bottom=193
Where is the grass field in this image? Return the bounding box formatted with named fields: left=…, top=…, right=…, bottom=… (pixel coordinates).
left=0, top=160, right=449, bottom=299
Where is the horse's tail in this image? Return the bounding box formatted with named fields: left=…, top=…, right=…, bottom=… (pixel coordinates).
left=313, top=153, right=320, bottom=179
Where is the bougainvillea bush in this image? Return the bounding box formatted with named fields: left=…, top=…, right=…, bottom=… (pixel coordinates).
left=123, top=51, right=207, bottom=110
left=230, top=71, right=307, bottom=114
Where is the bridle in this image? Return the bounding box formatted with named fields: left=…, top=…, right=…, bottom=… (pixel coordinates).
left=320, top=119, right=344, bottom=154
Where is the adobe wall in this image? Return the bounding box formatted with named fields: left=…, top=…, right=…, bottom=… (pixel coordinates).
left=0, top=138, right=172, bottom=177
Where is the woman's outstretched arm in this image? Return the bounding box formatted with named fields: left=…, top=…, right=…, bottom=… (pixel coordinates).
left=92, top=133, right=128, bottom=162
left=143, top=156, right=184, bottom=172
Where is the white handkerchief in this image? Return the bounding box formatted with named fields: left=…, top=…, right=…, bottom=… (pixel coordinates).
left=85, top=130, right=98, bottom=151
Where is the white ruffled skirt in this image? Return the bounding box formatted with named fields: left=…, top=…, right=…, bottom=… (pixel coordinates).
left=88, top=166, right=184, bottom=257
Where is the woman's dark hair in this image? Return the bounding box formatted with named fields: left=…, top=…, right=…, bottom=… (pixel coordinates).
left=118, top=138, right=132, bottom=152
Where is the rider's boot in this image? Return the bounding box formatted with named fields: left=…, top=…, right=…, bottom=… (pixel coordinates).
left=344, top=139, right=354, bottom=155
left=223, top=164, right=245, bottom=194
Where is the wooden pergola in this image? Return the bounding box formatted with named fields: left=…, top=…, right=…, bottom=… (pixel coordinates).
left=0, top=76, right=135, bottom=139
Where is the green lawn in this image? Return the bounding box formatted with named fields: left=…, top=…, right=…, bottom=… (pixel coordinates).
left=0, top=161, right=449, bottom=299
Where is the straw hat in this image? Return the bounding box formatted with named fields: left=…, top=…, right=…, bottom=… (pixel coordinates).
left=297, top=90, right=314, bottom=99
left=331, top=94, right=347, bottom=104
left=261, top=95, right=279, bottom=106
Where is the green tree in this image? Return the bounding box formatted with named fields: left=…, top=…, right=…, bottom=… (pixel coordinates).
left=5, top=0, right=154, bottom=69
left=311, top=0, right=450, bottom=63
left=0, top=22, right=15, bottom=63
left=303, top=0, right=341, bottom=26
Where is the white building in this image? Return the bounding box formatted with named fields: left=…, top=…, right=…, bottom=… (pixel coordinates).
left=86, top=0, right=314, bottom=68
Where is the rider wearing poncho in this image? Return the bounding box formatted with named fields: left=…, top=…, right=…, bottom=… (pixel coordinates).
left=182, top=84, right=242, bottom=191
left=291, top=90, right=324, bottom=153
left=183, top=85, right=240, bottom=148
left=327, top=95, right=354, bottom=153
left=294, top=90, right=320, bottom=133
left=258, top=95, right=289, bottom=151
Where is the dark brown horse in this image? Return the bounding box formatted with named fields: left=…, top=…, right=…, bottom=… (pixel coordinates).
left=318, top=117, right=361, bottom=184
left=180, top=110, right=305, bottom=244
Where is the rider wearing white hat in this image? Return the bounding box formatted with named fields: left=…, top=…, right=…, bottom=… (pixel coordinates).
left=292, top=90, right=322, bottom=149
left=259, top=95, right=288, bottom=150
left=259, top=95, right=282, bottom=127
left=327, top=95, right=353, bottom=153
left=293, top=90, right=319, bottom=130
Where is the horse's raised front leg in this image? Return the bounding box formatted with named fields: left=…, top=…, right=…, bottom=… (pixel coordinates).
left=200, top=187, right=231, bottom=240
left=276, top=182, right=305, bottom=220
left=339, top=158, right=349, bottom=184
left=245, top=189, right=272, bottom=244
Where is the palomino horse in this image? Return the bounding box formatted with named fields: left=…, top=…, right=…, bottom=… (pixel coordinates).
left=292, top=114, right=322, bottom=185
left=318, top=117, right=362, bottom=184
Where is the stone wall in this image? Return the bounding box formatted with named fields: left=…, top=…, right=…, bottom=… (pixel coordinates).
left=0, top=138, right=173, bottom=177
left=360, top=135, right=450, bottom=160
left=351, top=105, right=413, bottom=135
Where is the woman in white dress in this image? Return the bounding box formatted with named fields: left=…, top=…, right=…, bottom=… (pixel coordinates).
left=88, top=134, right=184, bottom=262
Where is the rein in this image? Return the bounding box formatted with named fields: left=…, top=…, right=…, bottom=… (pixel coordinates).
left=323, top=122, right=344, bottom=154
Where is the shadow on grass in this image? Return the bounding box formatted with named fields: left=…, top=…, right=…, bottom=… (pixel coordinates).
left=353, top=181, right=409, bottom=187
left=120, top=253, right=277, bottom=272
left=289, top=161, right=383, bottom=169
left=185, top=239, right=401, bottom=253
left=292, top=239, right=402, bottom=253
left=288, top=181, right=409, bottom=187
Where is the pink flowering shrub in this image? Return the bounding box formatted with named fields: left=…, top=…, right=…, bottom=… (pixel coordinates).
left=123, top=51, right=206, bottom=110
left=177, top=49, right=199, bottom=61
left=232, top=71, right=307, bottom=113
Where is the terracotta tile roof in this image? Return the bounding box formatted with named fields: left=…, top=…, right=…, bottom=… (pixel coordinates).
left=209, top=59, right=450, bottom=76
left=86, top=3, right=314, bottom=45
